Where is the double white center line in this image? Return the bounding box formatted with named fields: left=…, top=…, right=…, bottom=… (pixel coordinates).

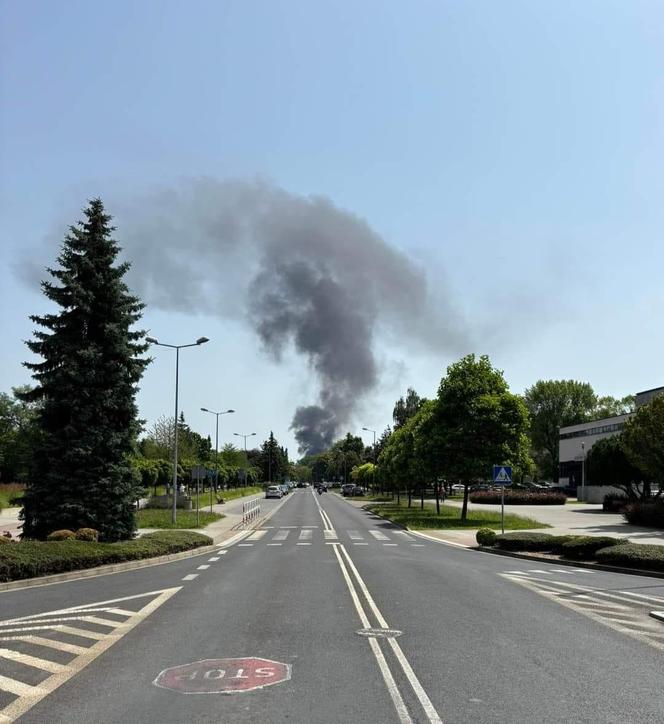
left=314, top=490, right=441, bottom=722
left=332, top=543, right=443, bottom=724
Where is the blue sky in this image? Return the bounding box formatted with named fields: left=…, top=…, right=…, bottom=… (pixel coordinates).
left=1, top=0, right=663, bottom=456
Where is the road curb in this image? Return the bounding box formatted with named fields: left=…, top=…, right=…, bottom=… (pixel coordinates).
left=0, top=491, right=300, bottom=593
left=649, top=611, right=664, bottom=622
left=476, top=546, right=664, bottom=580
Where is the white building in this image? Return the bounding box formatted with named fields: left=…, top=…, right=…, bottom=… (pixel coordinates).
left=557, top=386, right=663, bottom=496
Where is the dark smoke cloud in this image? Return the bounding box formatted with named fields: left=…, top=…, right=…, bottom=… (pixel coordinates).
left=24, top=178, right=468, bottom=455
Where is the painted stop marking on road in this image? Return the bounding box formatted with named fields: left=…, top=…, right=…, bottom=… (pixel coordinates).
left=154, top=657, right=291, bottom=694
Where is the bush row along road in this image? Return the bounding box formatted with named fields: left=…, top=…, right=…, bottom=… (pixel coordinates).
left=0, top=490, right=663, bottom=723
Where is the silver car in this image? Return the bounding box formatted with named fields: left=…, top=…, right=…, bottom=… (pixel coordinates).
left=265, top=485, right=283, bottom=499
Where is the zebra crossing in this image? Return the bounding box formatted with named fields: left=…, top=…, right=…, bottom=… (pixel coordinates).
left=0, top=588, right=179, bottom=722
left=238, top=526, right=426, bottom=549
left=501, top=569, right=664, bottom=651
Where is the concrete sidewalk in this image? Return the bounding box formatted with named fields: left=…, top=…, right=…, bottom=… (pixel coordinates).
left=0, top=490, right=276, bottom=545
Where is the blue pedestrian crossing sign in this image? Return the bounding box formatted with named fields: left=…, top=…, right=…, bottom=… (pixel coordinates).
left=492, top=465, right=512, bottom=485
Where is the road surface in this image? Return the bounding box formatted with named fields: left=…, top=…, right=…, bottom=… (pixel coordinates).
left=0, top=490, right=663, bottom=723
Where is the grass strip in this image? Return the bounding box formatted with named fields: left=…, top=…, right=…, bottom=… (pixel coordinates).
left=136, top=509, right=223, bottom=529
left=365, top=502, right=547, bottom=530
left=191, top=486, right=263, bottom=509
left=0, top=530, right=212, bottom=582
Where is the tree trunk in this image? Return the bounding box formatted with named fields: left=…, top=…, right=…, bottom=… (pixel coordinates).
left=408, top=488, right=412, bottom=507
left=396, top=487, right=400, bottom=505
left=461, top=483, right=469, bottom=521
left=420, top=486, right=424, bottom=510
left=435, top=481, right=440, bottom=515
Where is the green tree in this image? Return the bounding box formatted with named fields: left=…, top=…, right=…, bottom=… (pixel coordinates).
left=0, top=386, right=38, bottom=483
left=622, top=395, right=664, bottom=498
left=585, top=435, right=647, bottom=501
left=523, top=380, right=597, bottom=481
left=258, top=432, right=289, bottom=482
left=392, top=388, right=423, bottom=430
left=593, top=395, right=635, bottom=418
left=434, top=355, right=530, bottom=520
left=19, top=199, right=149, bottom=541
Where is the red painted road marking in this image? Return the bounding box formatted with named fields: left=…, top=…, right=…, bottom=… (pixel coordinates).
left=154, top=657, right=291, bottom=694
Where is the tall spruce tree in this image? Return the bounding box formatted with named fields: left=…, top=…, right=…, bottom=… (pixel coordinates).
left=20, top=199, right=149, bottom=541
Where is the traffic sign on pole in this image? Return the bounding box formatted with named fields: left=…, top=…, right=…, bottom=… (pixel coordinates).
left=492, top=465, right=512, bottom=486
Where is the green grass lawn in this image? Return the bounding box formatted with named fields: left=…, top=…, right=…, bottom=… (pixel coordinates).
left=365, top=502, right=548, bottom=530
left=136, top=508, right=223, bottom=529
left=0, top=484, right=25, bottom=511
left=191, top=486, right=263, bottom=509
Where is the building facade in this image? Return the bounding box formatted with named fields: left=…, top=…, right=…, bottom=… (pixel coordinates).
left=558, top=386, right=663, bottom=490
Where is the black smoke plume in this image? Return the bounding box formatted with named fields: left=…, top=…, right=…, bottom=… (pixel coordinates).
left=26, top=178, right=467, bottom=455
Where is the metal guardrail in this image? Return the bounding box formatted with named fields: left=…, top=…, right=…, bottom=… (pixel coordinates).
left=241, top=498, right=260, bottom=527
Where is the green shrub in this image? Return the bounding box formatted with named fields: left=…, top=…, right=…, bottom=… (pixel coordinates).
left=561, top=536, right=626, bottom=560
left=47, top=530, right=76, bottom=541
left=75, top=528, right=99, bottom=542
left=470, top=490, right=567, bottom=505
left=476, top=528, right=497, bottom=546
left=494, top=532, right=577, bottom=553
left=0, top=530, right=212, bottom=582
left=623, top=501, right=664, bottom=528
left=603, top=493, right=628, bottom=512
left=596, top=543, right=664, bottom=572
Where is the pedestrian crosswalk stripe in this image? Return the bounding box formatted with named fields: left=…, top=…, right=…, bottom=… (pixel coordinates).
left=501, top=571, right=664, bottom=652
left=0, top=649, right=65, bottom=674
left=247, top=530, right=267, bottom=541
left=369, top=531, right=389, bottom=541
left=0, top=588, right=180, bottom=723
left=273, top=530, right=289, bottom=541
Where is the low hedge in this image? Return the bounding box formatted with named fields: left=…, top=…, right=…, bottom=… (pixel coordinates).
left=603, top=494, right=628, bottom=512
left=493, top=532, right=578, bottom=553
left=469, top=491, right=567, bottom=505
left=560, top=536, right=626, bottom=560
left=0, top=530, right=212, bottom=582
left=596, top=543, right=664, bottom=572
left=476, top=528, right=497, bottom=546
left=623, top=501, right=664, bottom=528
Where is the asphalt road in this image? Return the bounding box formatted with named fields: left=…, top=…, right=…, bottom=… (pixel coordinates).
left=1, top=489, right=663, bottom=723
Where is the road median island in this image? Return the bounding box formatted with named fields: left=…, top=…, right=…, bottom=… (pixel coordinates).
left=0, top=530, right=212, bottom=583
left=364, top=501, right=548, bottom=531
left=476, top=530, right=664, bottom=578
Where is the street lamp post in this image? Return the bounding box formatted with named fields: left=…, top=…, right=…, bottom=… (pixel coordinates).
left=362, top=426, right=377, bottom=492
left=201, top=407, right=235, bottom=511
left=146, top=335, right=209, bottom=524
left=581, top=442, right=586, bottom=503
left=233, top=432, right=256, bottom=488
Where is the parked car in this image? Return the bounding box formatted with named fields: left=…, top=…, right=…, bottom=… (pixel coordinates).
left=351, top=486, right=366, bottom=496
left=341, top=483, right=356, bottom=496
left=265, top=485, right=283, bottom=499
left=279, top=484, right=290, bottom=496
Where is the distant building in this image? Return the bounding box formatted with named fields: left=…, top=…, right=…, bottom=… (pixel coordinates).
left=558, top=386, right=663, bottom=489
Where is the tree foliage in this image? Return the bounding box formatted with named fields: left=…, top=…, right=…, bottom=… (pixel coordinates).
left=0, top=387, right=38, bottom=483
left=20, top=200, right=148, bottom=541
left=585, top=435, right=647, bottom=500
left=622, top=395, right=664, bottom=497
left=257, top=432, right=289, bottom=483
left=392, top=388, right=423, bottom=430
left=523, top=380, right=597, bottom=481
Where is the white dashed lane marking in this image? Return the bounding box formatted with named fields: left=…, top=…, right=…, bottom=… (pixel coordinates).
left=182, top=574, right=198, bottom=581
left=197, top=565, right=209, bottom=570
